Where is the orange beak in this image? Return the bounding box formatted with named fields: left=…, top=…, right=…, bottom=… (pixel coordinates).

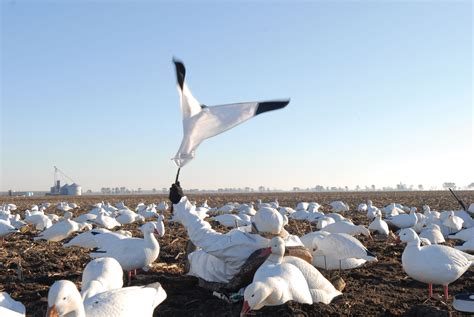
left=46, top=305, right=59, bottom=317
left=240, top=300, right=251, bottom=316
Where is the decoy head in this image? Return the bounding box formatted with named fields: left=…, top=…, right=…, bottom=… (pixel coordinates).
left=269, top=236, right=285, bottom=257
left=47, top=280, right=82, bottom=317
left=397, top=228, right=418, bottom=243
left=241, top=281, right=273, bottom=316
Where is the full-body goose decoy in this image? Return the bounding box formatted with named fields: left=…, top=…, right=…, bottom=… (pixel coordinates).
left=321, top=220, right=372, bottom=238
left=0, top=220, right=18, bottom=243
left=46, top=280, right=166, bottom=317
left=172, top=59, right=289, bottom=167
left=329, top=201, right=349, bottom=213
left=268, top=237, right=342, bottom=304
left=241, top=238, right=312, bottom=315
left=81, top=258, right=124, bottom=300
left=312, top=232, right=377, bottom=270
left=300, top=231, right=366, bottom=270
left=88, top=211, right=121, bottom=230
left=443, top=211, right=464, bottom=233
left=34, top=213, right=80, bottom=242
left=90, top=222, right=162, bottom=283
left=419, top=224, right=445, bottom=244
left=357, top=203, right=368, bottom=212
left=397, top=228, right=474, bottom=300
left=368, top=214, right=390, bottom=237
left=63, top=228, right=111, bottom=249
left=386, top=209, right=417, bottom=230
left=448, top=227, right=474, bottom=241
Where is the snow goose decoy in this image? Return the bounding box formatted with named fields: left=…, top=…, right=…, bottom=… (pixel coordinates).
left=268, top=237, right=342, bottom=304
left=368, top=214, right=390, bottom=238
left=329, top=201, right=349, bottom=213
left=448, top=227, right=474, bottom=241
left=241, top=238, right=312, bottom=315
left=0, top=292, right=25, bottom=317
left=171, top=59, right=289, bottom=168
left=211, top=214, right=250, bottom=228
left=419, top=224, right=445, bottom=245
left=321, top=220, right=372, bottom=239
left=88, top=211, right=121, bottom=230
left=312, top=232, right=377, bottom=270
left=443, top=211, right=464, bottom=234
left=90, top=222, right=162, bottom=283
left=455, top=239, right=474, bottom=252
left=81, top=257, right=124, bottom=300
left=34, top=213, right=80, bottom=242
left=46, top=279, right=166, bottom=317
left=397, top=228, right=474, bottom=300
left=64, top=228, right=110, bottom=249
left=156, top=201, right=169, bottom=212
left=316, top=216, right=336, bottom=230
left=386, top=209, right=417, bottom=230
left=0, top=219, right=18, bottom=243
left=357, top=203, right=368, bottom=213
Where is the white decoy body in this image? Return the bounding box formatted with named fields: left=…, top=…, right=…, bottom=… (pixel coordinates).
left=368, top=214, right=390, bottom=236
left=268, top=237, right=341, bottom=304
left=34, top=215, right=80, bottom=242
left=115, top=209, right=144, bottom=225
left=386, top=209, right=417, bottom=229
left=448, top=227, right=474, bottom=241
left=300, top=231, right=366, bottom=270
left=443, top=211, right=464, bottom=233
left=329, top=201, right=349, bottom=213
left=90, top=222, right=162, bottom=279
left=312, top=232, right=377, bottom=268
left=0, top=292, right=25, bottom=317
left=0, top=220, right=18, bottom=240
left=357, top=203, right=368, bottom=212
left=81, top=258, right=124, bottom=300
left=74, top=213, right=97, bottom=224
left=321, top=221, right=371, bottom=238
left=317, top=216, right=336, bottom=230
left=283, top=255, right=342, bottom=304
left=241, top=238, right=312, bottom=315
left=325, top=213, right=347, bottom=222
left=211, top=214, right=250, bottom=228
left=455, top=239, right=474, bottom=252
left=419, top=224, right=445, bottom=244
left=46, top=280, right=166, bottom=317
left=64, top=228, right=110, bottom=248
left=398, top=228, right=474, bottom=300
left=88, top=212, right=121, bottom=230
left=156, top=201, right=169, bottom=212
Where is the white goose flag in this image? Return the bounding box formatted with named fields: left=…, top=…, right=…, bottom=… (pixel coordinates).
left=172, top=59, right=290, bottom=167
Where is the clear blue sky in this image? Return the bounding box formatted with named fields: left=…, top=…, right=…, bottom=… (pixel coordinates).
left=1, top=0, right=472, bottom=192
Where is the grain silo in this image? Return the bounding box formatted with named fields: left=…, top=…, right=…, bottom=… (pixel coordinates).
left=68, top=183, right=82, bottom=196
left=47, top=166, right=82, bottom=196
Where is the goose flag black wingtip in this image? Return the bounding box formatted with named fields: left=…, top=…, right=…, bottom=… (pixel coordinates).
left=173, top=58, right=186, bottom=90
left=255, top=99, right=290, bottom=116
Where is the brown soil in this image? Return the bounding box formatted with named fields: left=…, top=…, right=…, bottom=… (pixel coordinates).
left=1, top=191, right=473, bottom=316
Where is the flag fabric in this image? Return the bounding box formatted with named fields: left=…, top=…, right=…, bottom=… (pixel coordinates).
left=172, top=59, right=290, bottom=168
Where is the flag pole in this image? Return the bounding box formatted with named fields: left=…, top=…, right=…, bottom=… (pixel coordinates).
left=175, top=167, right=181, bottom=183
left=170, top=167, right=181, bottom=214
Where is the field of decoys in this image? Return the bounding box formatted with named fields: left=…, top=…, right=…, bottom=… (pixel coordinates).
left=0, top=190, right=473, bottom=316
